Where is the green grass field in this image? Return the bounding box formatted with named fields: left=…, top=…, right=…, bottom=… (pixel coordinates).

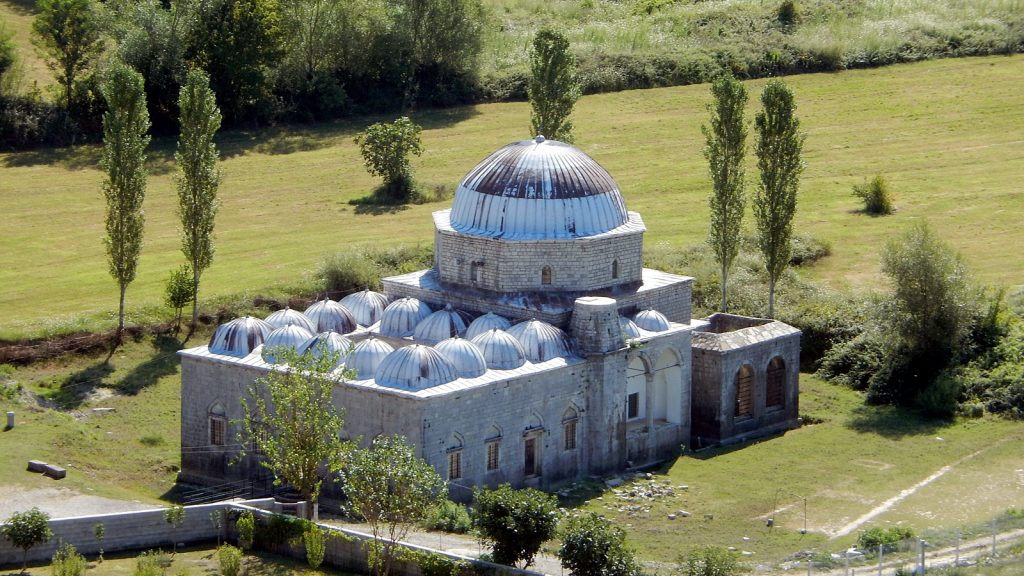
left=1, top=55, right=1022, bottom=340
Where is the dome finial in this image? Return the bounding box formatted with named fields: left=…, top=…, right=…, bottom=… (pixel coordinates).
left=534, top=134, right=545, bottom=143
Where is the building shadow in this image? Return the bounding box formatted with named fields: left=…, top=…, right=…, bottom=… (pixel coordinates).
left=113, top=334, right=184, bottom=396
left=49, top=361, right=115, bottom=409
left=844, top=404, right=944, bottom=439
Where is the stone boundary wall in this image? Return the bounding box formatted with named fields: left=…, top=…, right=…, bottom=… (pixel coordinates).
left=0, top=501, right=542, bottom=576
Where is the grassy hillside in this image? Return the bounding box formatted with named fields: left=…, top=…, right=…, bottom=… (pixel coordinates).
left=1, top=55, right=1022, bottom=339
left=0, top=0, right=49, bottom=88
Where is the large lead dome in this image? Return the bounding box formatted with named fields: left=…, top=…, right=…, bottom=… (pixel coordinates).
left=449, top=137, right=629, bottom=240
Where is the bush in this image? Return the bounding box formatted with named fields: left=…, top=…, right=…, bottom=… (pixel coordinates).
left=788, top=233, right=831, bottom=266
left=217, top=544, right=243, bottom=576
left=853, top=175, right=894, bottom=215
left=165, top=265, right=194, bottom=327
left=472, top=483, right=558, bottom=568
left=423, top=500, right=472, bottom=534
left=816, top=330, right=889, bottom=390
left=678, top=545, right=739, bottom=576
left=354, top=117, right=424, bottom=202
left=856, top=526, right=915, bottom=551
left=134, top=550, right=170, bottom=576
left=236, top=511, right=255, bottom=551
left=558, top=513, right=640, bottom=576
left=318, top=244, right=434, bottom=296
left=302, top=525, right=326, bottom=569
left=51, top=543, right=86, bottom=576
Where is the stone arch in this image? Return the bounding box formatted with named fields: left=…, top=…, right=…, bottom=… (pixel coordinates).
left=485, top=424, right=502, bottom=441
left=447, top=432, right=465, bottom=480
left=652, top=348, right=684, bottom=424
left=208, top=402, right=227, bottom=446
left=766, top=356, right=785, bottom=409
left=734, top=364, right=754, bottom=419
left=525, top=411, right=544, bottom=432
left=541, top=266, right=552, bottom=285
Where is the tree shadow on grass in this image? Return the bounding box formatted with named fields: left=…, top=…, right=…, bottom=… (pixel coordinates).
left=112, top=334, right=183, bottom=396
left=845, top=404, right=946, bottom=439
left=49, top=361, right=114, bottom=409
left=1, top=137, right=177, bottom=175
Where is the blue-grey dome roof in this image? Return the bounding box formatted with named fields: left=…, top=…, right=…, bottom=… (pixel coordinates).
left=298, top=332, right=353, bottom=368
left=413, top=307, right=470, bottom=344
left=208, top=316, right=274, bottom=357
left=634, top=309, right=671, bottom=332
left=339, top=289, right=389, bottom=326
left=470, top=329, right=526, bottom=370
left=375, top=345, right=458, bottom=390
left=265, top=308, right=317, bottom=333
left=304, top=300, right=357, bottom=334
left=379, top=297, right=433, bottom=338
left=345, top=337, right=394, bottom=379
left=449, top=138, right=629, bottom=240
left=465, top=312, right=512, bottom=340
left=507, top=319, right=570, bottom=362
left=434, top=337, right=487, bottom=378
left=262, top=324, right=316, bottom=363
left=619, top=316, right=642, bottom=339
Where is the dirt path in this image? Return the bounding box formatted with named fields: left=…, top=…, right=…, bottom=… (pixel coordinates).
left=0, top=487, right=156, bottom=519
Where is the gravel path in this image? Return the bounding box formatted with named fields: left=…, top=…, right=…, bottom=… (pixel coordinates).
left=0, top=487, right=156, bottom=519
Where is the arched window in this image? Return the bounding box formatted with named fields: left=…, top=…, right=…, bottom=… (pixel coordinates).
left=734, top=365, right=754, bottom=419
left=562, top=407, right=578, bottom=451
left=447, top=433, right=464, bottom=480
left=611, top=259, right=620, bottom=279
left=208, top=403, right=227, bottom=446
left=485, top=426, right=502, bottom=472
left=766, top=357, right=786, bottom=409
left=541, top=266, right=552, bottom=285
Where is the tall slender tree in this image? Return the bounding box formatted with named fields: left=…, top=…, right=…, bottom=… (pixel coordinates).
left=703, top=75, right=748, bottom=312
left=32, top=0, right=102, bottom=114
left=101, top=62, right=150, bottom=342
left=528, top=28, right=579, bottom=142
left=175, top=68, right=222, bottom=330
left=753, top=79, right=804, bottom=318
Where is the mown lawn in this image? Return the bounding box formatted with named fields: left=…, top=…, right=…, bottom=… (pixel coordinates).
left=1, top=55, right=1022, bottom=340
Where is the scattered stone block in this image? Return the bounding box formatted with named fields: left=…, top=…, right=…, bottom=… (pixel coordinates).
left=605, top=477, right=624, bottom=488
left=678, top=510, right=691, bottom=517
left=27, top=460, right=47, bottom=473
left=92, top=408, right=115, bottom=414
left=43, top=464, right=66, bottom=479
left=668, top=514, right=676, bottom=520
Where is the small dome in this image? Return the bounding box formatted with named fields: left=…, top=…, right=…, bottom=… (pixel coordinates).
left=470, top=329, right=526, bottom=370
left=414, top=307, right=470, bottom=344
left=344, top=337, right=395, bottom=379
left=634, top=309, right=671, bottom=332
left=208, top=316, right=274, bottom=357
left=298, top=332, right=353, bottom=368
left=507, top=319, right=571, bottom=362
left=339, top=289, right=389, bottom=326
left=265, top=308, right=317, bottom=333
left=379, top=297, right=433, bottom=338
left=304, top=300, right=357, bottom=334
left=435, top=337, right=487, bottom=378
left=262, top=324, right=316, bottom=363
left=465, top=312, right=512, bottom=340
left=619, top=316, right=642, bottom=339
left=375, top=345, right=458, bottom=390
left=449, top=139, right=629, bottom=240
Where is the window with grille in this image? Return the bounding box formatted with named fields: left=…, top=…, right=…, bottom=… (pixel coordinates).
left=448, top=450, right=462, bottom=480
left=766, top=357, right=785, bottom=409
left=735, top=364, right=754, bottom=419
left=486, top=441, right=500, bottom=471
left=627, top=392, right=640, bottom=420
left=563, top=420, right=577, bottom=451
left=209, top=416, right=226, bottom=446
left=541, top=266, right=552, bottom=285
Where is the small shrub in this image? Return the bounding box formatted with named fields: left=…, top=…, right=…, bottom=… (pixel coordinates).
left=140, top=434, right=165, bottom=446
left=853, top=175, right=894, bottom=215
left=398, top=548, right=468, bottom=576
left=319, top=251, right=381, bottom=294
left=217, top=544, right=243, bottom=576
left=135, top=550, right=170, bottom=576
left=302, top=525, right=326, bottom=569
left=423, top=500, right=472, bottom=534
left=472, top=483, right=558, bottom=568
left=165, top=264, right=194, bottom=329
left=856, top=526, right=915, bottom=551
left=559, top=512, right=640, bottom=576
left=788, top=234, right=831, bottom=266
left=777, top=0, right=800, bottom=28
left=51, top=543, right=86, bottom=576
left=236, top=511, right=255, bottom=551
left=679, top=545, right=739, bottom=576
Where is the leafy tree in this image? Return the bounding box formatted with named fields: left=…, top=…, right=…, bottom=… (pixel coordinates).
left=0, top=20, right=15, bottom=80
left=165, top=264, right=193, bottom=331
left=31, top=0, right=103, bottom=114
left=164, top=505, right=185, bottom=553
left=558, top=513, right=640, bottom=576
left=677, top=545, right=739, bottom=576
left=471, top=483, right=558, bottom=568
left=528, top=28, right=579, bottom=142
left=101, top=62, right=150, bottom=343
left=753, top=78, right=804, bottom=318
left=175, top=68, right=222, bottom=330
left=354, top=116, right=424, bottom=201
left=703, top=75, right=748, bottom=312
left=302, top=524, right=327, bottom=569
left=340, top=435, right=445, bottom=576
left=240, top=348, right=354, bottom=504
left=235, top=511, right=255, bottom=551
left=1, top=507, right=53, bottom=570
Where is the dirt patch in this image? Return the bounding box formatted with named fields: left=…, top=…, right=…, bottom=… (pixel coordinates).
left=0, top=487, right=156, bottom=519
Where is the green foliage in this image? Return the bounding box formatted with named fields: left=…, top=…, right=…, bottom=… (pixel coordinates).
left=165, top=264, right=193, bottom=328
left=340, top=435, right=446, bottom=576
left=354, top=116, right=424, bottom=202
left=134, top=550, right=170, bottom=576
left=236, top=511, right=255, bottom=551
left=101, top=61, right=150, bottom=339
left=677, top=545, right=738, bottom=576
left=0, top=19, right=14, bottom=81
left=217, top=544, right=243, bottom=576
left=558, top=512, right=641, bottom=576
left=528, top=28, right=580, bottom=142
left=853, top=175, right=894, bottom=215
left=958, top=315, right=1024, bottom=418
left=241, top=349, right=354, bottom=503
left=703, top=74, right=748, bottom=312
left=471, top=483, right=558, bottom=568
left=2, top=507, right=53, bottom=569
left=302, top=525, right=326, bottom=569
left=776, top=0, right=800, bottom=29
left=253, top=513, right=306, bottom=548
left=176, top=68, right=222, bottom=328
left=93, top=522, right=105, bottom=561
left=397, top=548, right=468, bottom=576
left=32, top=0, right=103, bottom=113
left=165, top=505, right=185, bottom=553
left=753, top=78, right=804, bottom=318
left=51, top=542, right=86, bottom=576
left=856, top=526, right=915, bottom=551
left=423, top=499, right=473, bottom=534
left=787, top=233, right=830, bottom=266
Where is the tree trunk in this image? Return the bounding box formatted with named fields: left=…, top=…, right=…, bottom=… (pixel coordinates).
left=117, top=283, right=127, bottom=345
left=721, top=263, right=729, bottom=313
left=768, top=275, right=776, bottom=319
left=191, top=267, right=200, bottom=330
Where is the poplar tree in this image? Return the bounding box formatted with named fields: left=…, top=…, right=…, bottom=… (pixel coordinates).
left=753, top=79, right=803, bottom=318
left=101, top=62, right=150, bottom=342
left=528, top=28, right=579, bottom=142
left=703, top=75, right=748, bottom=313
left=176, top=68, right=222, bottom=330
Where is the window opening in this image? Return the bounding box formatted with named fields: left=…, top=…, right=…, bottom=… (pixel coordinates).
left=541, top=266, right=552, bottom=285
left=735, top=365, right=754, bottom=419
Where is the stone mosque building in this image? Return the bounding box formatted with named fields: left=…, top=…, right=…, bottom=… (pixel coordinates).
left=178, top=137, right=801, bottom=498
